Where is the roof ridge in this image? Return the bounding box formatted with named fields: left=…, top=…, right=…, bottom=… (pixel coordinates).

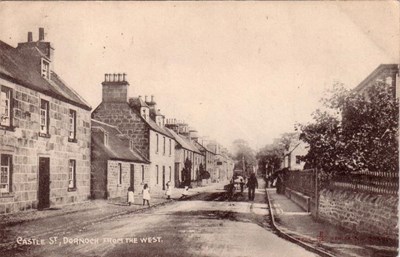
left=91, top=119, right=119, bottom=129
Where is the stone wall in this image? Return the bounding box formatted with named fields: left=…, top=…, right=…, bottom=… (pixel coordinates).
left=92, top=102, right=150, bottom=158
left=0, top=78, right=91, bottom=214
left=107, top=160, right=150, bottom=200
left=318, top=188, right=398, bottom=240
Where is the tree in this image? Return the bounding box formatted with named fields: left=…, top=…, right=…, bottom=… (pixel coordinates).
left=256, top=132, right=298, bottom=176
left=232, top=139, right=256, bottom=175
left=297, top=82, right=399, bottom=176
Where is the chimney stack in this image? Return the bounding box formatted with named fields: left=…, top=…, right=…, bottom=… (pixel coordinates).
left=39, top=28, right=45, bottom=41
left=27, top=32, right=33, bottom=42
left=101, top=72, right=129, bottom=102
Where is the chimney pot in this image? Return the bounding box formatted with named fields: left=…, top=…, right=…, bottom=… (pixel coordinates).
left=27, top=32, right=33, bottom=42
left=113, top=73, right=116, bottom=81
left=104, top=74, right=108, bottom=82
left=123, top=73, right=126, bottom=81
left=118, top=73, right=121, bottom=81
left=39, top=28, right=45, bottom=41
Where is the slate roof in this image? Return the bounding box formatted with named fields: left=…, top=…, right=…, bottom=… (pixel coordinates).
left=0, top=40, right=91, bottom=110
left=166, top=128, right=202, bottom=154
left=128, top=97, right=174, bottom=139
left=353, top=64, right=399, bottom=93
left=91, top=119, right=149, bottom=163
left=194, top=140, right=215, bottom=154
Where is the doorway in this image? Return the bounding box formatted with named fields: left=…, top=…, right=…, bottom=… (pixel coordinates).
left=130, top=164, right=135, bottom=192
left=38, top=157, right=50, bottom=210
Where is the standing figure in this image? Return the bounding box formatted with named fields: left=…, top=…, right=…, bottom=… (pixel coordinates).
left=165, top=181, right=172, bottom=200
left=180, top=186, right=190, bottom=200
left=142, top=184, right=151, bottom=206
left=247, top=173, right=258, bottom=201
left=127, top=186, right=134, bottom=206
left=240, top=178, right=245, bottom=194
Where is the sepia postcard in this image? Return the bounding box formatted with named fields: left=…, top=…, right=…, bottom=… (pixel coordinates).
left=0, top=1, right=399, bottom=257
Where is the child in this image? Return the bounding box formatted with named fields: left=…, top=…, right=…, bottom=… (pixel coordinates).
left=127, top=186, right=134, bottom=206
left=180, top=186, right=189, bottom=200
left=142, top=184, right=150, bottom=206
left=165, top=181, right=172, bottom=200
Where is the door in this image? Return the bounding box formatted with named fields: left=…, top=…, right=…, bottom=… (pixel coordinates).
left=130, top=164, right=135, bottom=192
left=174, top=163, right=180, bottom=187
left=38, top=157, right=50, bottom=210
left=162, top=166, right=166, bottom=190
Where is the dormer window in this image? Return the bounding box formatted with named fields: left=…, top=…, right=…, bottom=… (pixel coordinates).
left=0, top=86, right=12, bottom=127
left=140, top=107, right=149, bottom=121
left=104, top=132, right=109, bottom=146
left=41, top=59, right=50, bottom=79
left=40, top=99, right=49, bottom=136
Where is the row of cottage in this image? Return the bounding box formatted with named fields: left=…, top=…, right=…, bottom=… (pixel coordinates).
left=0, top=28, right=234, bottom=214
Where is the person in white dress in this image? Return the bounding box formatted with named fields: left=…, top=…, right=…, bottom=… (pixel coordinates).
left=142, top=184, right=151, bottom=206
left=127, top=187, right=134, bottom=206
left=165, top=181, right=172, bottom=200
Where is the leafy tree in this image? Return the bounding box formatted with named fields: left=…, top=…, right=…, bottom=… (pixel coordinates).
left=256, top=132, right=298, bottom=176
left=232, top=139, right=256, bottom=175
left=297, top=82, right=399, bottom=177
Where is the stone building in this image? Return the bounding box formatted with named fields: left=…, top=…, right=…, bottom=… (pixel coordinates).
left=165, top=125, right=202, bottom=187
left=0, top=28, right=91, bottom=214
left=91, top=74, right=176, bottom=193
left=91, top=119, right=150, bottom=200
left=353, top=64, right=399, bottom=98
left=282, top=135, right=309, bottom=171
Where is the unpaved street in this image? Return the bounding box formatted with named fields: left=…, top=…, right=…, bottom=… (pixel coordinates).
left=2, top=186, right=317, bottom=257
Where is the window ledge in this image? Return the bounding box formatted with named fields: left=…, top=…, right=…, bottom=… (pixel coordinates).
left=68, top=138, right=77, bottom=143
left=0, top=125, right=16, bottom=132
left=39, top=133, right=51, bottom=138
left=0, top=192, right=14, bottom=198
left=67, top=188, right=77, bottom=192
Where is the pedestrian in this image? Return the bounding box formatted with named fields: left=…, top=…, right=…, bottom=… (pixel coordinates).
left=247, top=173, right=258, bottom=201
left=180, top=186, right=189, bottom=200
left=240, top=178, right=245, bottom=194
left=165, top=181, right=172, bottom=200
left=127, top=186, right=134, bottom=206
left=142, top=183, right=151, bottom=206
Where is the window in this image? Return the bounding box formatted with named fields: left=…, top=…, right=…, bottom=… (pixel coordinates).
left=41, top=59, right=50, bottom=79
left=295, top=155, right=301, bottom=164
left=68, top=109, right=76, bottom=141
left=0, top=154, right=12, bottom=193
left=156, top=165, right=159, bottom=184
left=104, top=132, right=109, bottom=146
left=118, top=163, right=122, bottom=185
left=40, top=99, right=49, bottom=135
left=141, top=165, right=145, bottom=182
left=68, top=160, right=76, bottom=190
left=163, top=136, right=166, bottom=155
left=169, top=166, right=172, bottom=181
left=0, top=86, right=12, bottom=127
left=169, top=139, right=172, bottom=155
left=156, top=134, right=159, bottom=153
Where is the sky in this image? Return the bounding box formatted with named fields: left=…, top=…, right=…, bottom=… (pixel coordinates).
left=0, top=1, right=399, bottom=151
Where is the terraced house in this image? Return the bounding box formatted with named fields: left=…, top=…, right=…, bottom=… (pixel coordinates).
left=0, top=28, right=92, bottom=214
left=92, top=74, right=176, bottom=193
left=91, top=119, right=150, bottom=199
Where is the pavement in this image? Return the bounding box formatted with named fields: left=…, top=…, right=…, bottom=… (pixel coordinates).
left=1, top=181, right=319, bottom=257
left=267, top=188, right=398, bottom=257
left=0, top=182, right=224, bottom=227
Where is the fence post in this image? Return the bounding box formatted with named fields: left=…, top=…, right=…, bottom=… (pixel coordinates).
left=314, top=168, right=319, bottom=219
